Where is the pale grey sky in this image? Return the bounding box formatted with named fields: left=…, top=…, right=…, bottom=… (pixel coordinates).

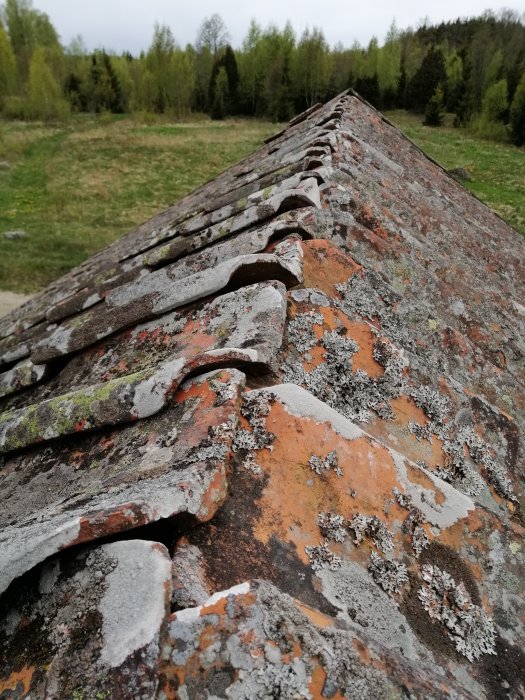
left=32, top=0, right=523, bottom=53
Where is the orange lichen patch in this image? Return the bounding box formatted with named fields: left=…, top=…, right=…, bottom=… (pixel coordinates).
left=202, top=591, right=257, bottom=619
left=287, top=297, right=384, bottom=378
left=198, top=624, right=220, bottom=651
left=174, top=321, right=218, bottom=355
left=251, top=401, right=405, bottom=559
left=309, top=665, right=329, bottom=697
left=438, top=507, right=503, bottom=554
left=196, top=465, right=228, bottom=522
left=158, top=662, right=187, bottom=700
left=352, top=637, right=373, bottom=665
left=405, top=463, right=446, bottom=506
left=0, top=666, right=34, bottom=695
left=308, top=665, right=346, bottom=699
left=200, top=596, right=228, bottom=619
left=301, top=239, right=363, bottom=295
left=294, top=600, right=335, bottom=629
left=367, top=394, right=445, bottom=467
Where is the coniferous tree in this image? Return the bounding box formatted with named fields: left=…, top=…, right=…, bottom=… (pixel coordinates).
left=88, top=51, right=123, bottom=113
left=406, top=46, right=447, bottom=112
left=445, top=49, right=464, bottom=113
left=396, top=65, right=407, bottom=108
left=209, top=45, right=239, bottom=116
left=222, top=45, right=239, bottom=112
left=64, top=71, right=85, bottom=111
left=210, top=66, right=228, bottom=119
left=424, top=84, right=445, bottom=125
left=510, top=71, right=525, bottom=145
left=354, top=74, right=380, bottom=107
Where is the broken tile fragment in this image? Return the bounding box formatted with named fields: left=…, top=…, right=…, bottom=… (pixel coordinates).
left=0, top=539, right=171, bottom=699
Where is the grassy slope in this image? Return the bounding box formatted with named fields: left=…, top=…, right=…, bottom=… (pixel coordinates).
left=1, top=111, right=523, bottom=293
left=385, top=111, right=525, bottom=238
left=0, top=115, right=279, bottom=293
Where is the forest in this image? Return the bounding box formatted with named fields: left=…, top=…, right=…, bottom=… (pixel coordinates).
left=0, top=1, right=525, bottom=145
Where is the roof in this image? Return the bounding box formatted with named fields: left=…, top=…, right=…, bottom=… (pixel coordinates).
left=0, top=91, right=524, bottom=699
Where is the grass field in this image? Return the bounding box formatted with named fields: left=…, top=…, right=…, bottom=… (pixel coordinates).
left=385, top=111, right=525, bottom=238
left=0, top=115, right=279, bottom=293
left=0, top=111, right=524, bottom=294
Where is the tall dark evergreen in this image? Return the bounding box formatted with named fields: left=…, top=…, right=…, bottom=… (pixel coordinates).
left=510, top=71, right=525, bottom=145
left=424, top=85, right=445, bottom=125
left=89, top=51, right=123, bottom=113
left=396, top=66, right=407, bottom=108
left=209, top=44, right=239, bottom=117
left=354, top=74, right=380, bottom=108
left=64, top=71, right=85, bottom=111
left=406, top=47, right=447, bottom=112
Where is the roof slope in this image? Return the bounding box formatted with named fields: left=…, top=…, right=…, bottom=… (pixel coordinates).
left=0, top=92, right=524, bottom=699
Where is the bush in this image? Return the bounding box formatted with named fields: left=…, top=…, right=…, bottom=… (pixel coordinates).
left=469, top=114, right=508, bottom=142
left=1, top=96, right=29, bottom=120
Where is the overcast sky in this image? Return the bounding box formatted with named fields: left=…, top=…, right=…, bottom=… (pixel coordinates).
left=33, top=1, right=522, bottom=53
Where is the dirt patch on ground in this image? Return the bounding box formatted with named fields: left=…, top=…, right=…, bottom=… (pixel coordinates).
left=0, top=291, right=33, bottom=318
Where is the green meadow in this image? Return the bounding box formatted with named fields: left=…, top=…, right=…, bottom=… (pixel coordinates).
left=0, top=112, right=523, bottom=294
left=0, top=115, right=278, bottom=292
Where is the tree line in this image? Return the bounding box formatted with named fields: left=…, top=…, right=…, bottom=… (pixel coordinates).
left=1, top=0, right=524, bottom=145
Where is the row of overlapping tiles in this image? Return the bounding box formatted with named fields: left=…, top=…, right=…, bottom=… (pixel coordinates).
left=0, top=93, right=524, bottom=698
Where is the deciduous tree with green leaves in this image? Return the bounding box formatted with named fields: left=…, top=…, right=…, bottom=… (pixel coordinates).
left=27, top=44, right=69, bottom=120
left=0, top=22, right=17, bottom=104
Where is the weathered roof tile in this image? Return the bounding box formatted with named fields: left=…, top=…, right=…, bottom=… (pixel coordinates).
left=0, top=368, right=243, bottom=594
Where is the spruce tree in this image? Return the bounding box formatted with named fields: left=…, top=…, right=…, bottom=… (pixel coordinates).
left=354, top=74, right=380, bottom=108
left=210, top=66, right=228, bottom=119
left=510, top=71, right=525, bottom=146
left=424, top=84, right=445, bottom=126
left=209, top=45, right=239, bottom=116
left=406, top=47, right=447, bottom=113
